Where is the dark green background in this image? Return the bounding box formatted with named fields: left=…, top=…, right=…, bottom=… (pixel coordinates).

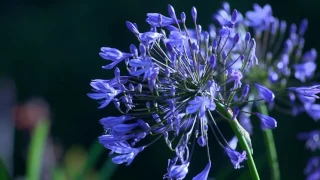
left=1, top=0, right=319, bottom=179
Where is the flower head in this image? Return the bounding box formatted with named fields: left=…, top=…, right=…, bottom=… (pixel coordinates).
left=213, top=2, right=319, bottom=122
left=88, top=3, right=294, bottom=179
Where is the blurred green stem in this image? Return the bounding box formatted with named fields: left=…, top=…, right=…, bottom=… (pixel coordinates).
left=0, top=158, right=9, bottom=180
left=99, top=158, right=118, bottom=180
left=26, top=119, right=50, bottom=180
left=215, top=101, right=260, bottom=180
left=257, top=102, right=280, bottom=180
left=75, top=141, right=104, bottom=180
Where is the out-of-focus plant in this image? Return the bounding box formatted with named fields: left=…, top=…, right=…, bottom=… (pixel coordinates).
left=52, top=142, right=118, bottom=180
left=213, top=3, right=319, bottom=179
left=298, top=130, right=320, bottom=179
left=0, top=158, right=9, bottom=180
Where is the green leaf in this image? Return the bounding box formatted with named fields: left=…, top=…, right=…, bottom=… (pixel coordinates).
left=26, top=119, right=50, bottom=180
left=98, top=158, right=118, bottom=180
left=74, top=141, right=104, bottom=180
left=52, top=166, right=67, bottom=180
left=215, top=101, right=260, bottom=180
left=0, top=158, right=10, bottom=180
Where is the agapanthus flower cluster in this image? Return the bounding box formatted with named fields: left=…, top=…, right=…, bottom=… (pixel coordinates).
left=88, top=3, right=319, bottom=179
left=213, top=3, right=319, bottom=132
left=304, top=157, right=320, bottom=180
left=298, top=130, right=320, bottom=180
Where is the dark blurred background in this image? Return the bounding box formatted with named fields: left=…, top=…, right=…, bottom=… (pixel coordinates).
left=0, top=0, right=319, bottom=179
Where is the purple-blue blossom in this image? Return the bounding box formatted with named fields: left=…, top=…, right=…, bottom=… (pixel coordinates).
left=254, top=83, right=275, bottom=102
left=186, top=96, right=216, bottom=118
left=99, top=115, right=132, bottom=129
left=298, top=130, right=320, bottom=151
left=256, top=113, right=277, bottom=130
left=212, top=2, right=319, bottom=122
left=245, top=4, right=274, bottom=33
left=100, top=48, right=132, bottom=70
left=225, top=147, right=247, bottom=169
left=304, top=103, right=320, bottom=121
left=87, top=80, right=122, bottom=108
left=304, top=157, right=320, bottom=180
left=287, top=85, right=320, bottom=102
left=192, top=162, right=211, bottom=180
left=87, top=3, right=307, bottom=179
left=164, top=159, right=189, bottom=179
left=294, top=62, right=316, bottom=82
left=146, top=13, right=176, bottom=27
left=213, top=2, right=243, bottom=28
left=109, top=143, right=144, bottom=166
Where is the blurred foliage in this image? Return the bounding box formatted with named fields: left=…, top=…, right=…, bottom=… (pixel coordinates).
left=73, top=141, right=104, bottom=180
left=0, top=158, right=10, bottom=180
left=0, top=0, right=320, bottom=179
left=51, top=143, right=117, bottom=180
left=26, top=119, right=50, bottom=180
left=52, top=145, right=99, bottom=180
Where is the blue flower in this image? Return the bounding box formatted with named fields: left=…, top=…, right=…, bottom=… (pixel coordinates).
left=304, top=103, right=320, bottom=121
left=304, top=157, right=320, bottom=180
left=87, top=80, right=122, bottom=108
left=186, top=96, right=216, bottom=118
left=256, top=113, right=277, bottom=130
left=307, top=170, right=320, bottom=180
left=225, top=147, right=247, bottom=169
left=213, top=2, right=243, bottom=28
left=248, top=39, right=258, bottom=67
left=212, top=2, right=319, bottom=122
left=294, top=48, right=318, bottom=82
left=192, top=162, right=211, bottom=180
left=294, top=62, right=316, bottom=83
left=108, top=142, right=144, bottom=166
left=241, top=84, right=250, bottom=100
left=164, top=158, right=189, bottom=180
left=129, top=56, right=154, bottom=76
left=89, top=3, right=295, bottom=179
left=138, top=31, right=163, bottom=46
left=164, top=31, right=187, bottom=47
left=228, top=70, right=243, bottom=89
left=288, top=85, right=320, bottom=102
left=99, top=47, right=132, bottom=69
left=298, top=130, right=320, bottom=151
left=254, top=83, right=275, bottom=102
left=245, top=4, right=274, bottom=32
left=146, top=13, right=176, bottom=27
left=99, top=115, right=132, bottom=129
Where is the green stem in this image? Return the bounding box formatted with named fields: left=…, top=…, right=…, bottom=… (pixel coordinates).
left=0, top=158, right=10, bottom=180
left=98, top=158, right=118, bottom=180
left=257, top=103, right=280, bottom=180
left=26, top=119, right=50, bottom=180
left=75, top=141, right=105, bottom=180
left=215, top=102, right=260, bottom=180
